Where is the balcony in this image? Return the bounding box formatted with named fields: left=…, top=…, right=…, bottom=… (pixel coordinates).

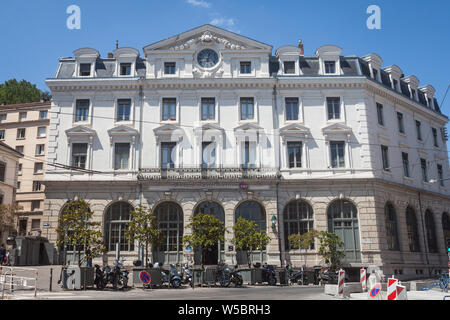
left=137, top=167, right=280, bottom=181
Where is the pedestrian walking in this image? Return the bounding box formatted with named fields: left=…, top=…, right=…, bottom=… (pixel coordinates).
left=0, top=244, right=6, bottom=266
left=85, top=246, right=92, bottom=267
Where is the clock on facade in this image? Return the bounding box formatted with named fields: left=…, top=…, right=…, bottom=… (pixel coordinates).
left=197, top=49, right=219, bottom=68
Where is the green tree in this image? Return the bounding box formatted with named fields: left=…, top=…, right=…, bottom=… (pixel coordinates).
left=288, top=229, right=319, bottom=268
left=231, top=217, right=270, bottom=268
left=56, top=199, right=104, bottom=266
left=0, top=203, right=22, bottom=237
left=124, top=205, right=164, bottom=267
left=0, top=79, right=43, bottom=105
left=183, top=213, right=227, bottom=267
left=316, top=231, right=345, bottom=272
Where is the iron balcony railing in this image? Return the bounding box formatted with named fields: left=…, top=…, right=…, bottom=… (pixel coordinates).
left=137, top=167, right=280, bottom=181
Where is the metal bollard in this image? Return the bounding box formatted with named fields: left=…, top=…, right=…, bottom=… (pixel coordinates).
left=34, top=272, right=38, bottom=298
left=49, top=268, right=53, bottom=292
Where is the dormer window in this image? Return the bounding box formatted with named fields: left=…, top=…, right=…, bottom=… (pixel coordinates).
left=79, top=63, right=91, bottom=76
left=120, top=63, right=131, bottom=76
left=284, top=61, right=295, bottom=74
left=392, top=79, right=398, bottom=91
left=240, top=61, right=251, bottom=74
left=324, top=61, right=336, bottom=74
left=372, top=69, right=378, bottom=80
left=164, top=62, right=176, bottom=75
left=411, top=89, right=416, bottom=100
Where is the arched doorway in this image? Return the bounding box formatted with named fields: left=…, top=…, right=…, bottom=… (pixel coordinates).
left=384, top=202, right=400, bottom=251
left=406, top=206, right=420, bottom=252
left=194, top=201, right=225, bottom=265
left=327, top=199, right=361, bottom=263
left=104, top=201, right=134, bottom=252
left=153, top=202, right=184, bottom=264
left=442, top=212, right=450, bottom=251
left=425, top=210, right=438, bottom=253
left=234, top=200, right=267, bottom=265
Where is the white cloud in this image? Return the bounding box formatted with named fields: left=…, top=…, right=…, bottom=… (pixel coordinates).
left=210, top=17, right=235, bottom=27
left=186, top=0, right=211, bottom=8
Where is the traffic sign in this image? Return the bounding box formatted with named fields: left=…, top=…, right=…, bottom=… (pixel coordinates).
left=369, top=283, right=382, bottom=298
left=139, top=271, right=151, bottom=285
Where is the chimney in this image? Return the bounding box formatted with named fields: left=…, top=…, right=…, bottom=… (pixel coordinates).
left=298, top=40, right=304, bottom=56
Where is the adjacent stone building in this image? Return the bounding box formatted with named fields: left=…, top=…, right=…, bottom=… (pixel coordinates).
left=43, top=25, right=450, bottom=280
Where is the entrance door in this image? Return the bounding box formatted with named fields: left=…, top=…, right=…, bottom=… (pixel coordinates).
left=204, top=244, right=219, bottom=265
left=19, top=219, right=27, bottom=236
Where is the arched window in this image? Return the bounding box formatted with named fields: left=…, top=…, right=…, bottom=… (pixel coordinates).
left=194, top=201, right=225, bottom=222
left=425, top=210, right=438, bottom=253
left=104, top=201, right=134, bottom=252
left=235, top=201, right=266, bottom=231
left=153, top=202, right=183, bottom=263
left=406, top=206, right=420, bottom=252
left=385, top=202, right=400, bottom=251
left=327, top=199, right=361, bottom=263
left=443, top=212, right=450, bottom=249
left=283, top=200, right=314, bottom=250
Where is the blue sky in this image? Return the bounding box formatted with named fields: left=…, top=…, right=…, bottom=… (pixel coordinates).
left=1, top=0, right=449, bottom=114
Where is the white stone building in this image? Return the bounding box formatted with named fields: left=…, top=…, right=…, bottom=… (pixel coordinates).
left=44, top=25, right=450, bottom=280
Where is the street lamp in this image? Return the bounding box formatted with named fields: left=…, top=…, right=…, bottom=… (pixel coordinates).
left=271, top=215, right=277, bottom=229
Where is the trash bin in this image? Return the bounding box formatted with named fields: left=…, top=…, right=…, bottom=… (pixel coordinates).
left=63, top=266, right=94, bottom=290
left=193, top=269, right=204, bottom=286
left=278, top=270, right=288, bottom=286
left=239, top=269, right=252, bottom=284
left=204, top=266, right=217, bottom=286
left=252, top=268, right=262, bottom=284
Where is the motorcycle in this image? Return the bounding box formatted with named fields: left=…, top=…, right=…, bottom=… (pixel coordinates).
left=229, top=264, right=243, bottom=287
left=285, top=265, right=308, bottom=285
left=104, top=260, right=129, bottom=290
left=318, top=268, right=348, bottom=284
left=181, top=263, right=194, bottom=288
left=216, top=262, right=243, bottom=287
left=261, top=263, right=277, bottom=286
left=94, top=264, right=106, bottom=290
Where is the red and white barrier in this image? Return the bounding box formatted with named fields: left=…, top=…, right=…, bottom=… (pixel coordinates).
left=360, top=268, right=367, bottom=291
left=337, top=269, right=345, bottom=296
left=387, top=276, right=398, bottom=300
left=396, top=284, right=407, bottom=300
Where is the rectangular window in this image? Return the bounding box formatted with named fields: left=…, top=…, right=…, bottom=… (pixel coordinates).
left=114, top=143, right=130, bottom=170
left=120, top=63, right=131, bottom=76
left=421, top=158, right=428, bottom=182
left=240, top=97, right=254, bottom=120
left=201, top=98, right=215, bottom=121
left=327, top=97, right=341, bottom=120
left=32, top=181, right=42, bottom=191
left=432, top=128, right=439, bottom=147
left=437, top=164, right=444, bottom=187
left=17, top=181, right=20, bottom=190
left=71, top=143, right=87, bottom=169
left=161, top=142, right=176, bottom=169
left=79, top=63, right=91, bottom=76
left=35, top=144, right=45, bottom=156
left=416, top=120, right=422, bottom=141
left=39, top=110, right=48, bottom=119
left=397, top=112, right=405, bottom=134
left=0, top=130, right=4, bottom=140
left=31, top=218, right=41, bottom=229
left=37, top=127, right=46, bottom=138
left=285, top=98, right=299, bottom=121
left=164, top=62, right=176, bottom=75
left=381, top=145, right=390, bottom=171
left=372, top=69, right=378, bottom=79
left=284, top=61, right=295, bottom=74
left=162, top=98, right=177, bottom=121
left=0, top=114, right=6, bottom=122
left=376, top=103, right=384, bottom=126
left=34, top=162, right=43, bottom=174
left=16, top=145, right=24, bottom=153
left=202, top=142, right=216, bottom=168
left=0, top=162, right=5, bottom=182
left=240, top=61, right=251, bottom=74
left=18, top=163, right=22, bottom=175
left=31, top=201, right=41, bottom=211
left=330, top=141, right=345, bottom=168
left=287, top=141, right=302, bottom=168
left=19, top=112, right=27, bottom=121
left=117, top=99, right=131, bottom=122
left=17, top=128, right=26, bottom=139
left=75, top=99, right=90, bottom=122
left=402, top=152, right=410, bottom=177
left=242, top=141, right=256, bottom=168
left=324, top=61, right=336, bottom=74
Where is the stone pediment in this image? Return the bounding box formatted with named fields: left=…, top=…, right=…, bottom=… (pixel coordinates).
left=280, top=123, right=311, bottom=136
left=107, top=125, right=139, bottom=137
left=194, top=123, right=225, bottom=136
left=322, top=122, right=353, bottom=135
left=153, top=124, right=185, bottom=137
left=143, top=24, right=272, bottom=53
left=65, top=125, right=96, bottom=137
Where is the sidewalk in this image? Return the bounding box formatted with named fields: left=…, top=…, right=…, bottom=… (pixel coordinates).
left=349, top=289, right=450, bottom=300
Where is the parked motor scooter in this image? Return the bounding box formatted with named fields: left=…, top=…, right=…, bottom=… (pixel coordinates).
left=285, top=265, right=309, bottom=285
left=181, top=263, right=194, bottom=288
left=169, top=263, right=182, bottom=288
left=216, top=261, right=231, bottom=287
left=104, top=260, right=129, bottom=290
left=318, top=267, right=348, bottom=284
left=261, top=263, right=277, bottom=286
left=94, top=264, right=106, bottom=290
left=229, top=264, right=243, bottom=287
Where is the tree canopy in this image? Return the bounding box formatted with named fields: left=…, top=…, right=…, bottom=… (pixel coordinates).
left=0, top=79, right=50, bottom=105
